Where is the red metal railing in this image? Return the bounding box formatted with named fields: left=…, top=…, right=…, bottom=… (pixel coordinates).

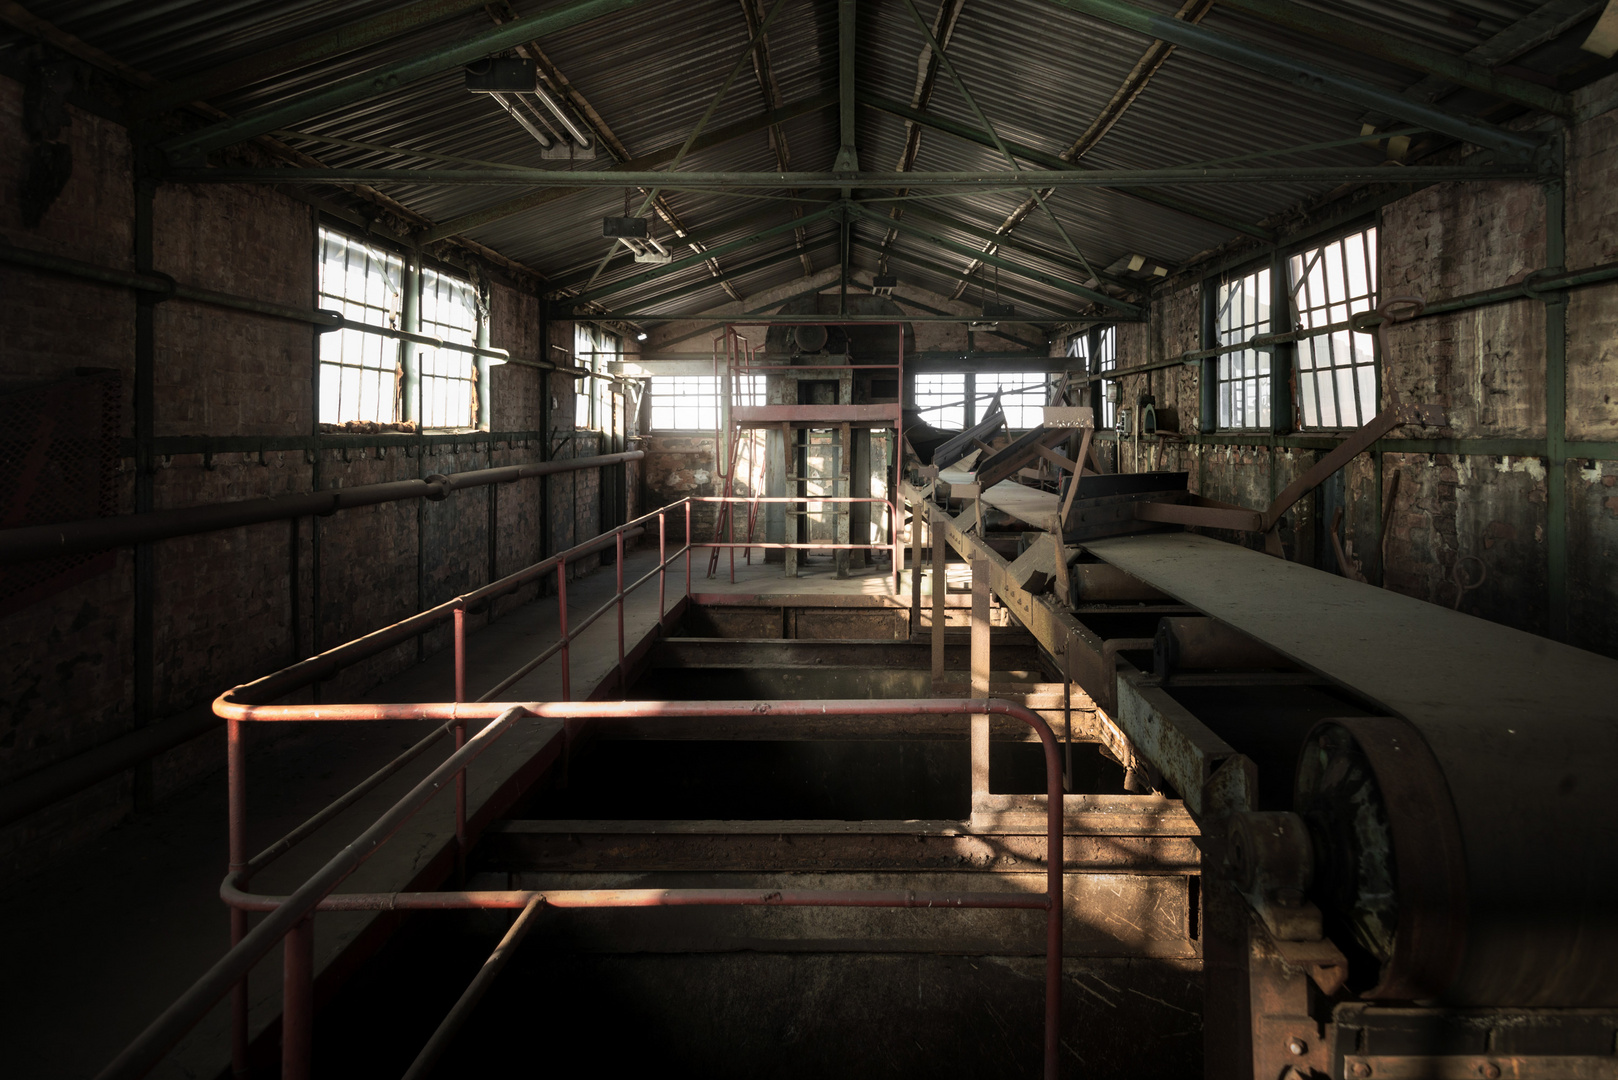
left=98, top=700, right=1063, bottom=1080
left=93, top=495, right=1065, bottom=1080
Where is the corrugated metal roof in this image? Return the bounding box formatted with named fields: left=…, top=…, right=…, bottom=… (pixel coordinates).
left=4, top=0, right=1603, bottom=319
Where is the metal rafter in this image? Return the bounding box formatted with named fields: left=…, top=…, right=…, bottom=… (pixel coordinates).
left=480, top=2, right=742, bottom=304
left=739, top=0, right=815, bottom=275
left=0, top=0, right=545, bottom=284
left=582, top=235, right=843, bottom=316
left=138, top=0, right=495, bottom=115
left=948, top=0, right=1211, bottom=301
left=873, top=0, right=968, bottom=275
left=860, top=92, right=1274, bottom=240
left=418, top=92, right=836, bottom=244
left=1034, top=0, right=1541, bottom=156
left=566, top=204, right=844, bottom=307
left=170, top=164, right=1536, bottom=187
left=858, top=240, right=1087, bottom=319
left=1213, top=0, right=1572, bottom=115
left=546, top=201, right=834, bottom=292
left=849, top=204, right=1141, bottom=316
left=159, top=0, right=657, bottom=162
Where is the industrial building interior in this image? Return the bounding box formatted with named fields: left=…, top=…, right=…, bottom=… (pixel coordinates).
left=3, top=0, right=1618, bottom=1077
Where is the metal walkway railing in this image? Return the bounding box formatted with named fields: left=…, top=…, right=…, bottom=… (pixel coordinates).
left=93, top=498, right=1065, bottom=1080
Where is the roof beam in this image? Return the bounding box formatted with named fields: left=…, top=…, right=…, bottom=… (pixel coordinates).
left=160, top=0, right=656, bottom=163
left=140, top=0, right=493, bottom=115
left=860, top=91, right=1274, bottom=240
left=946, top=0, right=1209, bottom=301
left=566, top=204, right=843, bottom=306
left=418, top=92, right=836, bottom=244
left=738, top=0, right=814, bottom=274
left=835, top=0, right=859, bottom=175
left=1034, top=0, right=1541, bottom=156
left=849, top=203, right=1142, bottom=316
left=577, top=235, right=842, bottom=315
left=901, top=203, right=1134, bottom=290
left=546, top=201, right=834, bottom=292
left=170, top=164, right=1538, bottom=188
left=859, top=240, right=1088, bottom=319
left=1212, top=0, right=1570, bottom=115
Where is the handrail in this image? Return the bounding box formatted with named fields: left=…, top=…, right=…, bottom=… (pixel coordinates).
left=99, top=698, right=1064, bottom=1080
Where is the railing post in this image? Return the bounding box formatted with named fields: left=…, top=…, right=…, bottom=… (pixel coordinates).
left=227, top=717, right=249, bottom=1079
left=971, top=558, right=992, bottom=824
left=453, top=604, right=467, bottom=881
left=616, top=528, right=626, bottom=698
left=658, top=510, right=666, bottom=620
left=281, top=915, right=314, bottom=1080
left=556, top=561, right=570, bottom=702
left=909, top=501, right=922, bottom=631
left=931, top=509, right=947, bottom=691
left=684, top=500, right=692, bottom=600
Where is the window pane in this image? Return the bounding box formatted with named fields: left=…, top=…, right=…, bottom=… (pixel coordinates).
left=914, top=373, right=966, bottom=431
left=649, top=376, right=721, bottom=431
left=1214, top=267, right=1272, bottom=430
left=1286, top=226, right=1378, bottom=429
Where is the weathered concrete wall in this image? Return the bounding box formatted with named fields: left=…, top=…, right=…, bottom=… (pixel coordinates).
left=1103, top=80, right=1618, bottom=657
left=0, top=72, right=617, bottom=882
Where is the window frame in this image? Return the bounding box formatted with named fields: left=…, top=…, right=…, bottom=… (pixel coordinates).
left=316, top=228, right=405, bottom=427
left=1206, top=261, right=1276, bottom=433
left=315, top=224, right=488, bottom=431
left=647, top=375, right=723, bottom=432
left=1286, top=223, right=1381, bottom=431
left=913, top=372, right=967, bottom=432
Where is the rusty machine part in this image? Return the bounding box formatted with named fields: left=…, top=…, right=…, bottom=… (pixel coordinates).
left=1069, top=562, right=1171, bottom=604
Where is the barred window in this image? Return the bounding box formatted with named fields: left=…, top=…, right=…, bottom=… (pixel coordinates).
left=914, top=373, right=965, bottom=431
left=1289, top=226, right=1379, bottom=429
left=1215, top=267, right=1272, bottom=430
left=418, top=267, right=478, bottom=429
left=979, top=372, right=1054, bottom=429
left=1094, top=325, right=1117, bottom=430
left=317, top=229, right=402, bottom=425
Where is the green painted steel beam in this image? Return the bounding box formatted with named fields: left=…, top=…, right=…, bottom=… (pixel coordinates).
left=835, top=0, right=859, bottom=174
left=858, top=239, right=1087, bottom=319
left=420, top=93, right=838, bottom=243
left=1211, top=0, right=1570, bottom=116
left=168, top=163, right=1543, bottom=188
left=1036, top=0, right=1541, bottom=155
left=141, top=0, right=495, bottom=115
left=897, top=202, right=1137, bottom=291
left=850, top=202, right=1140, bottom=316
left=565, top=204, right=843, bottom=306
left=859, top=91, right=1275, bottom=241
left=547, top=201, right=836, bottom=291
left=565, top=235, right=841, bottom=315
left=160, top=0, right=656, bottom=162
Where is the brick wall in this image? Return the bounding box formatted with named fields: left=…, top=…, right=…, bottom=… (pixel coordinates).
left=0, top=73, right=611, bottom=883
left=1101, top=78, right=1618, bottom=659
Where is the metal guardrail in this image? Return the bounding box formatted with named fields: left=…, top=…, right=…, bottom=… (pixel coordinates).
left=90, top=494, right=1065, bottom=1080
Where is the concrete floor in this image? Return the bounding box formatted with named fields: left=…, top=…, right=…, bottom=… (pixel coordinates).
left=0, top=543, right=923, bottom=1079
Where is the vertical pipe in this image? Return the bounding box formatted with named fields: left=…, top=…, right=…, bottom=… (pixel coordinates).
left=227, top=718, right=249, bottom=1078
left=658, top=510, right=667, bottom=620
left=452, top=604, right=467, bottom=882
left=556, top=561, right=570, bottom=702
left=931, top=509, right=946, bottom=691
left=1544, top=166, right=1568, bottom=641
left=132, top=175, right=156, bottom=812
left=281, top=916, right=314, bottom=1080
left=616, top=528, right=626, bottom=698
left=971, top=557, right=992, bottom=817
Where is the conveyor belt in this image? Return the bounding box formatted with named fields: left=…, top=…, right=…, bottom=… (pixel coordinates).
left=1086, top=531, right=1618, bottom=1006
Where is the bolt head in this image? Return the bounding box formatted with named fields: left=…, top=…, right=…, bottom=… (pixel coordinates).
left=1481, top=1065, right=1501, bottom=1080
left=1350, top=1064, right=1372, bottom=1079
left=1287, top=1037, right=1308, bottom=1056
